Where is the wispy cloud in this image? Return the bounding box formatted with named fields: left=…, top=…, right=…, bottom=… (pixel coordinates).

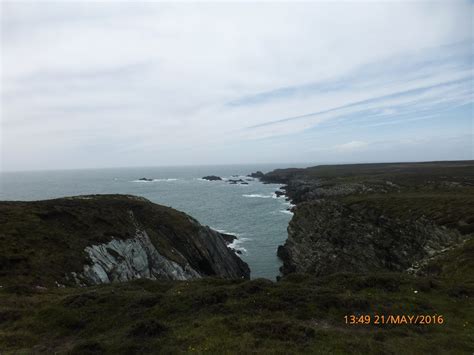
left=1, top=1, right=472, bottom=170
left=335, top=141, right=369, bottom=152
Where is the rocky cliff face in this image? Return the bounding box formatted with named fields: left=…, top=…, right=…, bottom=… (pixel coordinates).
left=0, top=195, right=249, bottom=287
left=278, top=200, right=463, bottom=276
left=77, top=229, right=201, bottom=285
left=255, top=161, right=474, bottom=277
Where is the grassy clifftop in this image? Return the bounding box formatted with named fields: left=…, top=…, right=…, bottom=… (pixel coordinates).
left=1, top=245, right=473, bottom=354
left=263, top=160, right=474, bottom=185
left=0, top=195, right=249, bottom=287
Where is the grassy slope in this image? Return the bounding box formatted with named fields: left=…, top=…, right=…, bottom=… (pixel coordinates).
left=0, top=237, right=473, bottom=354
left=0, top=195, right=227, bottom=287
left=268, top=161, right=474, bottom=234
left=266, top=161, right=474, bottom=183
left=266, top=162, right=474, bottom=235
left=343, top=190, right=474, bottom=234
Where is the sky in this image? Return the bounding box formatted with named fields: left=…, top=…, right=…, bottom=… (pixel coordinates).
left=1, top=0, right=473, bottom=171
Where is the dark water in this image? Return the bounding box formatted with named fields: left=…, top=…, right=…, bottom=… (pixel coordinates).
left=0, top=164, right=303, bottom=279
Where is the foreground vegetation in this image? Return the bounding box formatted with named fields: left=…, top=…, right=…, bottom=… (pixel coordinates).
left=1, top=238, right=473, bottom=354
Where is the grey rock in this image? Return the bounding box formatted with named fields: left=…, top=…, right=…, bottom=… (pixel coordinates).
left=80, top=229, right=201, bottom=284
left=202, top=175, right=222, bottom=181
left=278, top=200, right=464, bottom=276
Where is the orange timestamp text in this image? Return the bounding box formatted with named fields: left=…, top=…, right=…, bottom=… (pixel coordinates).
left=344, top=314, right=444, bottom=325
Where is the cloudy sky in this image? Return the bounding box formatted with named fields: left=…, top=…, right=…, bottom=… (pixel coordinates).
left=1, top=1, right=473, bottom=171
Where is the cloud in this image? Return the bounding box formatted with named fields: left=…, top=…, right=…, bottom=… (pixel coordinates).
left=335, top=141, right=369, bottom=152
left=1, top=1, right=473, bottom=170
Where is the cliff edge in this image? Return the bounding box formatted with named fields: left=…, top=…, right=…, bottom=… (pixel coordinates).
left=0, top=194, right=250, bottom=286
left=258, top=161, right=474, bottom=277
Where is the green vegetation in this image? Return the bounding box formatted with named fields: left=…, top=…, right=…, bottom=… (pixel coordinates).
left=342, top=189, right=474, bottom=235
left=1, top=241, right=473, bottom=354
left=265, top=160, right=474, bottom=185
left=0, top=195, right=247, bottom=287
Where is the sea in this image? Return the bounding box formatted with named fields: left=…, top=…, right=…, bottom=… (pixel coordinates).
left=0, top=164, right=306, bottom=280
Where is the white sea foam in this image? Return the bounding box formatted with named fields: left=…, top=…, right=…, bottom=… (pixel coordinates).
left=242, top=194, right=272, bottom=198
left=131, top=178, right=178, bottom=183
left=272, top=193, right=286, bottom=199
left=210, top=227, right=249, bottom=254
left=280, top=210, right=294, bottom=215
left=227, top=237, right=251, bottom=254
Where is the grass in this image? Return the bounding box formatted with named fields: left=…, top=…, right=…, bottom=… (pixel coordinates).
left=341, top=189, right=474, bottom=235
left=264, top=161, right=474, bottom=185
left=0, top=251, right=472, bottom=354
left=265, top=161, right=474, bottom=236
left=0, top=195, right=234, bottom=287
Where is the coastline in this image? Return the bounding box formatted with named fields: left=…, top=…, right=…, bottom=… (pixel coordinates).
left=0, top=161, right=473, bottom=353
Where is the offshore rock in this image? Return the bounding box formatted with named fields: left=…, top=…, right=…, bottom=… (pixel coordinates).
left=202, top=175, right=222, bottom=181
left=247, top=171, right=264, bottom=178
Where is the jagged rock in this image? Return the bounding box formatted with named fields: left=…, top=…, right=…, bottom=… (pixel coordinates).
left=266, top=162, right=474, bottom=277
left=247, top=171, right=264, bottom=178
left=202, top=175, right=222, bottom=181
left=228, top=179, right=245, bottom=184
left=220, top=233, right=237, bottom=245
left=278, top=200, right=463, bottom=276
left=138, top=177, right=153, bottom=181
left=81, top=229, right=201, bottom=284
left=219, top=232, right=243, bottom=255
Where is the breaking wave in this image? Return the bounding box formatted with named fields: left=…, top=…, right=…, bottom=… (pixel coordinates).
left=211, top=227, right=249, bottom=254
left=131, top=178, right=178, bottom=182
left=242, top=194, right=272, bottom=198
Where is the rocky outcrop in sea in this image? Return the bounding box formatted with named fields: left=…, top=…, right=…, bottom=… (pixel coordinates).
left=202, top=175, right=222, bottom=181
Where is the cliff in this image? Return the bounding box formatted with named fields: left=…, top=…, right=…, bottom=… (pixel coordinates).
left=260, top=161, right=474, bottom=277
left=278, top=199, right=464, bottom=276
left=0, top=194, right=249, bottom=287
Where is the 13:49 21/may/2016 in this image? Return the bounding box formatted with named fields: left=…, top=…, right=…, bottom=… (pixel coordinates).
left=344, top=314, right=444, bottom=325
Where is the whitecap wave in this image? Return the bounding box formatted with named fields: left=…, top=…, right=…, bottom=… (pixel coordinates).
left=131, top=178, right=178, bottom=183
left=210, top=227, right=249, bottom=254
left=242, top=194, right=272, bottom=198
left=272, top=193, right=286, bottom=199
left=282, top=200, right=295, bottom=208
left=280, top=210, right=294, bottom=215
left=227, top=237, right=251, bottom=254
